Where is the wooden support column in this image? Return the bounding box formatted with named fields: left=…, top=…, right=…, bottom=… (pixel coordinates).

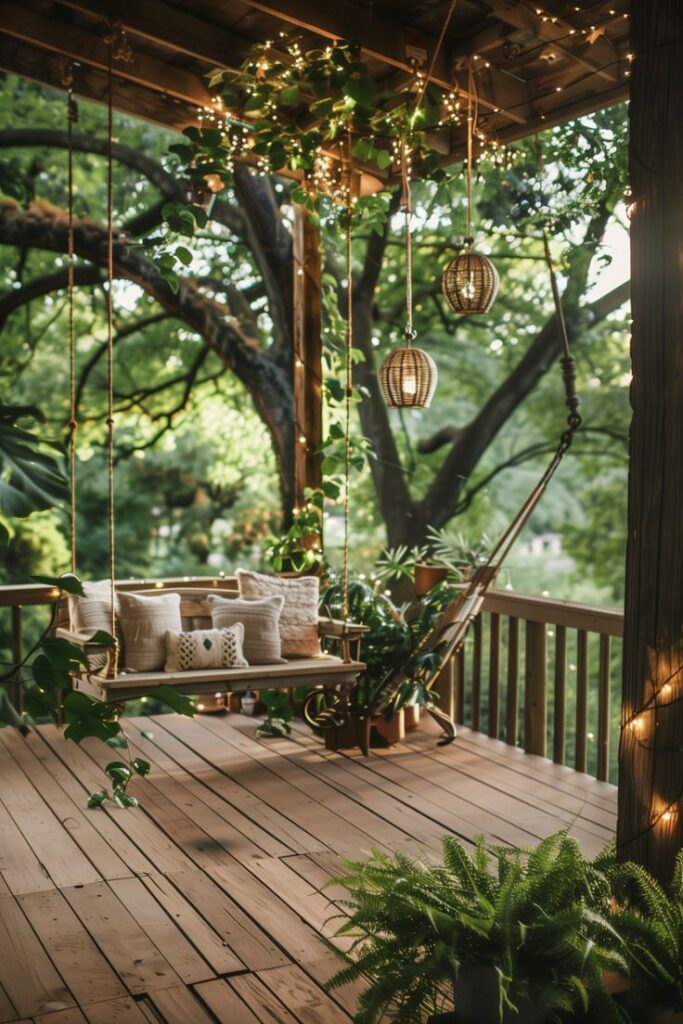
left=291, top=206, right=323, bottom=510
left=617, top=0, right=683, bottom=881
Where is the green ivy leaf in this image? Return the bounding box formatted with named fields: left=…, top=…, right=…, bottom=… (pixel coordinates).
left=153, top=686, right=196, bottom=717
left=32, top=572, right=84, bottom=596
left=63, top=692, right=121, bottom=744
left=174, top=245, right=193, bottom=267
left=87, top=790, right=109, bottom=809
left=112, top=786, right=138, bottom=809
left=132, top=758, right=151, bottom=778
left=105, top=761, right=132, bottom=785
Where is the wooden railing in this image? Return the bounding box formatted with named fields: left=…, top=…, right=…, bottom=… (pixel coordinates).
left=1, top=578, right=624, bottom=782
left=438, top=589, right=623, bottom=784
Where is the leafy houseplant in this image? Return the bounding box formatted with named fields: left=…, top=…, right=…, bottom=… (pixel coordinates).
left=608, top=853, right=683, bottom=1022
left=327, top=833, right=625, bottom=1024
left=256, top=688, right=294, bottom=738
left=263, top=487, right=325, bottom=575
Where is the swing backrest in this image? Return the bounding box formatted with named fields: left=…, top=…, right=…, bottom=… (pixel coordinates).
left=56, top=584, right=242, bottom=635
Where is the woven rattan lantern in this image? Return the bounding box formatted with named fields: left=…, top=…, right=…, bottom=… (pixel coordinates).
left=442, top=244, right=499, bottom=314
left=379, top=345, right=437, bottom=408
left=442, top=65, right=498, bottom=315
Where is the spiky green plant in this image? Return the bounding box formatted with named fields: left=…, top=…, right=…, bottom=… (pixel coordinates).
left=326, top=833, right=627, bottom=1024
left=609, top=851, right=683, bottom=1014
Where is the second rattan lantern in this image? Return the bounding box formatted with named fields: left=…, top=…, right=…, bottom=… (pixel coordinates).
left=442, top=246, right=499, bottom=314
left=379, top=346, right=437, bottom=408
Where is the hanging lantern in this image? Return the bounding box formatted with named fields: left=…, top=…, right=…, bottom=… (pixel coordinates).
left=379, top=346, right=437, bottom=408
left=442, top=64, right=498, bottom=315
left=442, top=245, right=499, bottom=314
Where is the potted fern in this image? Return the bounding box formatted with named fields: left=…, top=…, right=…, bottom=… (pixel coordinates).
left=608, top=853, right=683, bottom=1023
left=326, top=833, right=625, bottom=1024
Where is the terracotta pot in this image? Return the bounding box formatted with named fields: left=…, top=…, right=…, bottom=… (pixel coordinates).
left=404, top=703, right=421, bottom=730
left=414, top=563, right=449, bottom=597
left=372, top=709, right=405, bottom=745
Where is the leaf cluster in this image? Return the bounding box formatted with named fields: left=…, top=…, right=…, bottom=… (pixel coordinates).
left=327, top=833, right=626, bottom=1024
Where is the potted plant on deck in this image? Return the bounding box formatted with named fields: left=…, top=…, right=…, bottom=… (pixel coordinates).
left=326, top=832, right=625, bottom=1024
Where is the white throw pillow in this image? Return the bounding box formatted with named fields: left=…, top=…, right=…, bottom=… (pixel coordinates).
left=207, top=594, right=286, bottom=665
left=165, top=624, right=248, bottom=672
left=118, top=591, right=182, bottom=672
left=68, top=579, right=118, bottom=636
left=236, top=570, right=320, bottom=658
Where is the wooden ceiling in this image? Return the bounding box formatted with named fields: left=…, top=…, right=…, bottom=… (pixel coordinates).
left=0, top=0, right=631, bottom=163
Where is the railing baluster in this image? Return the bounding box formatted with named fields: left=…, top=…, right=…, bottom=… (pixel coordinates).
left=471, top=614, right=482, bottom=732
left=524, top=620, right=547, bottom=756
left=553, top=624, right=567, bottom=765
left=575, top=629, right=589, bottom=773
left=597, top=634, right=611, bottom=781
left=488, top=612, right=500, bottom=739
left=506, top=616, right=519, bottom=746
left=455, top=645, right=465, bottom=725
left=10, top=604, right=23, bottom=713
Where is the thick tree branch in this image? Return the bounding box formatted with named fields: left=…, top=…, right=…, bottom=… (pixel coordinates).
left=0, top=200, right=294, bottom=505
left=0, top=263, right=103, bottom=330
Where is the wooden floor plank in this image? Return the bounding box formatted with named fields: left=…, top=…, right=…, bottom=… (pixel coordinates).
left=0, top=755, right=101, bottom=892
left=138, top=872, right=245, bottom=977
left=79, top=998, right=150, bottom=1024
left=0, top=804, right=52, bottom=896
left=147, top=985, right=216, bottom=1024
left=254, top=965, right=353, bottom=1024
left=108, top=876, right=217, bottom=985
left=0, top=892, right=73, bottom=1018
left=18, top=888, right=127, bottom=1007
left=0, top=731, right=132, bottom=883
left=128, top=717, right=323, bottom=857
left=0, top=983, right=16, bottom=1024
left=32, top=1009, right=87, bottom=1024
left=62, top=882, right=182, bottom=996
left=192, top=979, right=263, bottom=1024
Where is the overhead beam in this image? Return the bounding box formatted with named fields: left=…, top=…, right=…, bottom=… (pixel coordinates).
left=0, top=2, right=213, bottom=108
left=55, top=0, right=273, bottom=73
left=0, top=35, right=196, bottom=132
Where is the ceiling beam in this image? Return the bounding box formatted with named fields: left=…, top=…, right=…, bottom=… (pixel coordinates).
left=55, top=0, right=271, bottom=72
left=0, top=2, right=213, bottom=108
left=0, top=35, right=196, bottom=131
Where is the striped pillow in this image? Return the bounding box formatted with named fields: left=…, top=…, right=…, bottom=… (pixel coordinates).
left=164, top=624, right=247, bottom=672
left=118, top=591, right=182, bottom=672
left=236, top=570, right=320, bottom=658
left=207, top=594, right=286, bottom=665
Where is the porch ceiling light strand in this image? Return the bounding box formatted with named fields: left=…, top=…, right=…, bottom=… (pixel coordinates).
left=379, top=141, right=437, bottom=408
left=442, top=65, right=498, bottom=315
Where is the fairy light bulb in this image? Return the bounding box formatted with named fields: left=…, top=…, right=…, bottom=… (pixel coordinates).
left=402, top=371, right=418, bottom=396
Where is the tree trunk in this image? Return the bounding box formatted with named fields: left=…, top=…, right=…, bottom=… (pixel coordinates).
left=617, top=0, right=683, bottom=881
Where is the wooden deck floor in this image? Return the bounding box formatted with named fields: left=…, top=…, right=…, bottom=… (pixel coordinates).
left=0, top=713, right=617, bottom=1024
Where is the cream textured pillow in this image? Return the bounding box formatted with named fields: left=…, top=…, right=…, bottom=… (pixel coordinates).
left=164, top=624, right=247, bottom=672
left=68, top=579, right=118, bottom=636
left=236, top=570, right=320, bottom=658
left=207, top=594, right=286, bottom=665
left=118, top=591, right=182, bottom=672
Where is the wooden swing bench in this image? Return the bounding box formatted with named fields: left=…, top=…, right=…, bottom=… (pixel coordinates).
left=56, top=584, right=366, bottom=704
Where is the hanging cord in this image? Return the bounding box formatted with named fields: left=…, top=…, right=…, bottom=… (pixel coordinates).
left=401, top=139, right=414, bottom=344
left=62, top=61, right=79, bottom=573
left=464, top=63, right=480, bottom=247
left=102, top=25, right=131, bottom=669
left=340, top=132, right=354, bottom=657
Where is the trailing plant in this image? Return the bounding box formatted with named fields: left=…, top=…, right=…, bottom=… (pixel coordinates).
left=0, top=403, right=68, bottom=524
left=326, top=832, right=626, bottom=1024
left=256, top=688, right=294, bottom=738
left=425, top=526, right=492, bottom=577
left=263, top=486, right=325, bottom=574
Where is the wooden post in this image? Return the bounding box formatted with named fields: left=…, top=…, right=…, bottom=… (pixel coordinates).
left=291, top=205, right=323, bottom=509
left=617, top=0, right=683, bottom=880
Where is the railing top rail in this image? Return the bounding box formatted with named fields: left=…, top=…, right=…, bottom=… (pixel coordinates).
left=0, top=578, right=624, bottom=637
left=481, top=588, right=623, bottom=638
left=0, top=576, right=239, bottom=608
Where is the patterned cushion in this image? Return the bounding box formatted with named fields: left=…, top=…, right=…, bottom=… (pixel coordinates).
left=236, top=570, right=320, bottom=658
left=164, top=624, right=248, bottom=672
left=118, top=591, right=182, bottom=672
left=207, top=594, right=286, bottom=665
left=68, top=579, right=118, bottom=636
